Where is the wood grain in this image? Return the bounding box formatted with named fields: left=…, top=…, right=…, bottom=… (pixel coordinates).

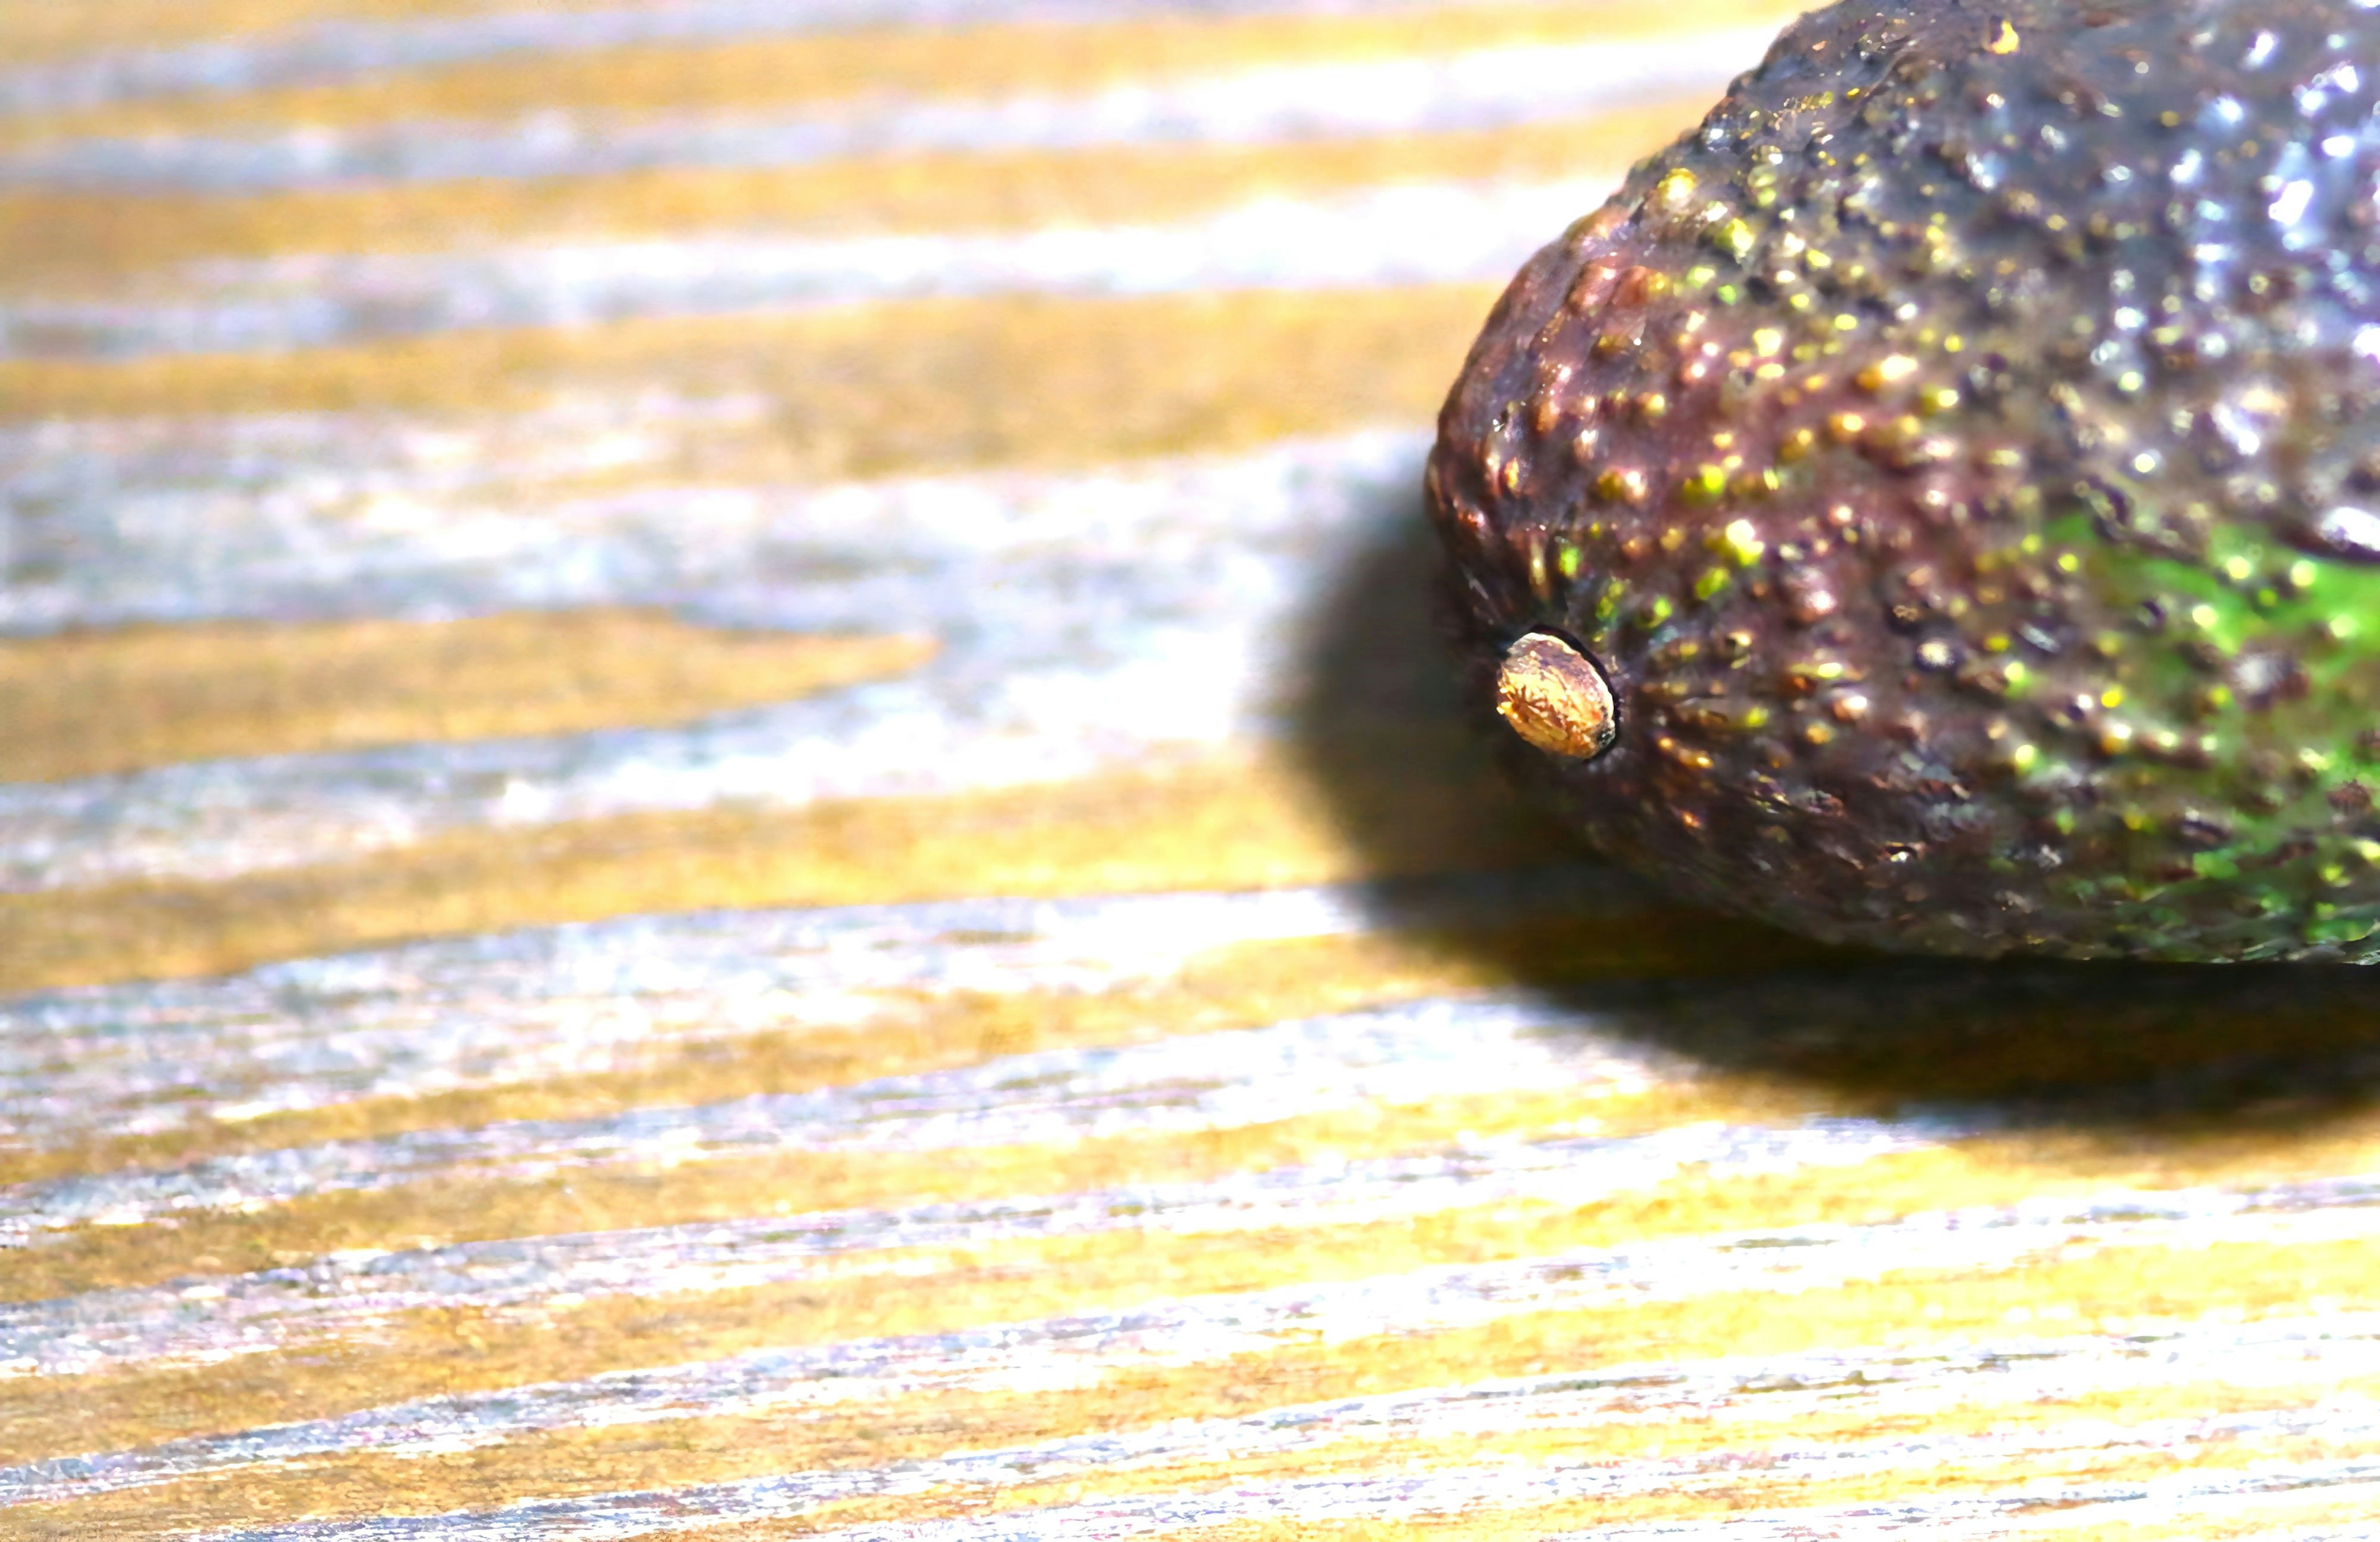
left=2, top=4, right=2373, bottom=1538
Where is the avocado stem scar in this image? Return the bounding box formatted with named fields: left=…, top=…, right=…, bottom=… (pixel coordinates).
left=1496, top=632, right=1618, bottom=760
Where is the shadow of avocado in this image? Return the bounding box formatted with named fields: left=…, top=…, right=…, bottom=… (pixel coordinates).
left=1283, top=480, right=2380, bottom=1134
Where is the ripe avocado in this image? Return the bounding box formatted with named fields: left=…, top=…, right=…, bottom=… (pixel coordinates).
left=1428, top=0, right=2380, bottom=961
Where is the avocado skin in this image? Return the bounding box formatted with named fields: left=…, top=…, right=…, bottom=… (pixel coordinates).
left=1428, top=0, right=2380, bottom=961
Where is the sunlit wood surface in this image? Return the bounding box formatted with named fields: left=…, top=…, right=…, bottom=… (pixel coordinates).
left=7, top=3, right=2380, bottom=1537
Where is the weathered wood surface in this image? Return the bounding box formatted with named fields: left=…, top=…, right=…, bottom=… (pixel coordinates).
left=6, top=2, right=2380, bottom=1536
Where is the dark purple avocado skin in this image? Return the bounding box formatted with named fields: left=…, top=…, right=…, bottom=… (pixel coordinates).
left=1429, top=0, right=2380, bottom=961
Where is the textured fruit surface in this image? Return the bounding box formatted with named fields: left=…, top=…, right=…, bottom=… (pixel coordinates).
left=1429, top=0, right=2380, bottom=961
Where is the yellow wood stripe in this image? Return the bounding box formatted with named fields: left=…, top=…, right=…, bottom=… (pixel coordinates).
left=1067, top=1478, right=2373, bottom=1542
left=1, top=2, right=1800, bottom=145
left=0, top=1080, right=1712, bottom=1442
left=38, top=1368, right=2380, bottom=1538
left=0, top=719, right=1585, bottom=994
left=0, top=103, right=1698, bottom=288
left=0, top=0, right=577, bottom=66
left=0, top=612, right=933, bottom=783
left=923, top=1431, right=2380, bottom=1542
left=619, top=1421, right=2376, bottom=1542
left=0, top=1071, right=1779, bottom=1310
left=0, top=286, right=1496, bottom=483
left=14, top=1113, right=2380, bottom=1465
left=2072, top=1493, right=2380, bottom=1542
left=0, top=916, right=1827, bottom=1191
left=7, top=889, right=2359, bottom=1204
left=25, top=1221, right=2380, bottom=1530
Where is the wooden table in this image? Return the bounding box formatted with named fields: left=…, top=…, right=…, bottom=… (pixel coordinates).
left=6, top=2, right=2380, bottom=1536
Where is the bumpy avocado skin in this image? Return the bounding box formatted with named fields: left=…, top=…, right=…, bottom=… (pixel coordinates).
left=1429, top=0, right=2380, bottom=961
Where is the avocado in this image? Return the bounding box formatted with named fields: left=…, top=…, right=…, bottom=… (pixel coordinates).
left=1427, top=0, right=2380, bottom=961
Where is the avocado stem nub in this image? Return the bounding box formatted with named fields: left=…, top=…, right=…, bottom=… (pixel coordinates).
left=1496, top=632, right=1618, bottom=761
